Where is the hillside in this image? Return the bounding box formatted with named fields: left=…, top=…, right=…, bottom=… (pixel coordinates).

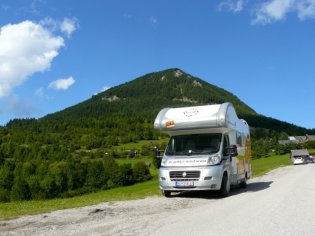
left=44, top=68, right=255, bottom=120
left=42, top=68, right=313, bottom=136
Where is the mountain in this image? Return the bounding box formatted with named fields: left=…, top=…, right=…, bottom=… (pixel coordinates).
left=45, top=68, right=255, bottom=120
left=41, top=68, right=313, bottom=136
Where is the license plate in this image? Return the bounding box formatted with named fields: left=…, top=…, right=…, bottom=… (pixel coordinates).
left=175, top=181, right=194, bottom=188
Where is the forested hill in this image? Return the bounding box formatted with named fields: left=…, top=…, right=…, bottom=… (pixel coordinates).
left=40, top=68, right=313, bottom=136
left=6, top=68, right=315, bottom=136
left=44, top=68, right=256, bottom=121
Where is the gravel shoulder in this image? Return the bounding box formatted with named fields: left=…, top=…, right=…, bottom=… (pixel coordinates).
left=1, top=164, right=315, bottom=236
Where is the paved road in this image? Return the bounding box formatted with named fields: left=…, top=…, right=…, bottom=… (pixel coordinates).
left=150, top=164, right=315, bottom=236
left=1, top=164, right=315, bottom=236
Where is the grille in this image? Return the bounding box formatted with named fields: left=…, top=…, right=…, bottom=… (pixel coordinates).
left=169, top=171, right=200, bottom=181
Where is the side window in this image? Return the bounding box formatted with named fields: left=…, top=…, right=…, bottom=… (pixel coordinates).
left=236, top=132, right=242, bottom=146
left=223, top=135, right=230, bottom=156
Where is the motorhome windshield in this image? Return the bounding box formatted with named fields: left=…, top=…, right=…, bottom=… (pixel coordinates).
left=165, top=133, right=222, bottom=156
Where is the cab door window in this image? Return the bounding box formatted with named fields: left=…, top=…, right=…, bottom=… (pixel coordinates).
left=223, top=135, right=230, bottom=156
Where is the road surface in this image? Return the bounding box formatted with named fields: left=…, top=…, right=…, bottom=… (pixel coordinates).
left=1, top=164, right=315, bottom=236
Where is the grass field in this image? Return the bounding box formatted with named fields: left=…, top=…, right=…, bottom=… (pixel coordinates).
left=252, top=153, right=292, bottom=176
left=0, top=152, right=292, bottom=220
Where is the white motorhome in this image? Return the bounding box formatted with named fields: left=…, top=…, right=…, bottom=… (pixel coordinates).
left=154, top=103, right=251, bottom=197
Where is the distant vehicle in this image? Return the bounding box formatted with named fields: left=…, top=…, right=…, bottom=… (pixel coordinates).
left=293, top=157, right=307, bottom=165
left=306, top=156, right=314, bottom=163
left=291, top=149, right=309, bottom=165
left=154, top=102, right=252, bottom=197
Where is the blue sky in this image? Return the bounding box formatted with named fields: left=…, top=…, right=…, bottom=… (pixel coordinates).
left=0, top=0, right=315, bottom=129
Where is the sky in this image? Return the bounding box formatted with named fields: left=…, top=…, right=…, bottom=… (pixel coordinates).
left=0, top=0, right=315, bottom=129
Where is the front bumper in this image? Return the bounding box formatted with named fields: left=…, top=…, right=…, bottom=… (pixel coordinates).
left=158, top=165, right=224, bottom=191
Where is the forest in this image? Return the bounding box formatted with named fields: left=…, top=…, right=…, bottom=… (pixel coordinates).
left=0, top=116, right=157, bottom=202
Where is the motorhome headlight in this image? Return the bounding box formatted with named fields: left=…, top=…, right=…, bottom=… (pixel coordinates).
left=161, top=158, right=167, bottom=167
left=207, top=154, right=221, bottom=165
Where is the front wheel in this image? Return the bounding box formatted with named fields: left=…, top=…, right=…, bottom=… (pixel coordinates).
left=219, top=174, right=230, bottom=197
left=162, top=190, right=171, bottom=197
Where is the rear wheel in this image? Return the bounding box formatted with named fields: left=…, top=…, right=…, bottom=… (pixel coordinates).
left=219, top=174, right=230, bottom=197
left=240, top=173, right=248, bottom=188
left=240, top=178, right=247, bottom=188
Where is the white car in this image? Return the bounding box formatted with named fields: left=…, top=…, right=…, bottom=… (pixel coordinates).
left=293, top=157, right=307, bottom=165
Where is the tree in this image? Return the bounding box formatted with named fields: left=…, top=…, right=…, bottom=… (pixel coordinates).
left=251, top=139, right=270, bottom=158
left=27, top=175, right=42, bottom=199
left=40, top=176, right=58, bottom=199
left=49, top=162, right=68, bottom=194
left=0, top=162, right=14, bottom=190
left=132, top=161, right=151, bottom=182
left=103, top=157, right=119, bottom=184
left=85, top=160, right=105, bottom=188
left=66, top=160, right=86, bottom=191
left=11, top=177, right=31, bottom=201
left=0, top=188, right=10, bottom=202
left=112, top=164, right=133, bottom=186
left=22, top=161, right=36, bottom=177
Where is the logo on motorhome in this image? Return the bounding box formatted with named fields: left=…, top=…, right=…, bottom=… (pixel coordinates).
left=182, top=172, right=187, bottom=177
left=183, top=108, right=199, bottom=117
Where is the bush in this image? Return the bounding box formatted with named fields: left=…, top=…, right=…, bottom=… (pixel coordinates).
left=112, top=164, right=133, bottom=186
left=0, top=188, right=10, bottom=202
left=132, top=161, right=151, bottom=182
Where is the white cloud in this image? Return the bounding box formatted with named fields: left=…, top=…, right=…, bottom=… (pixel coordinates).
left=93, top=86, right=110, bottom=95
left=60, top=17, right=79, bottom=38
left=30, top=0, right=43, bottom=15
left=49, top=76, right=75, bottom=90
left=5, top=95, right=37, bottom=118
left=39, top=17, right=59, bottom=32
left=218, top=0, right=245, bottom=13
left=102, top=86, right=110, bottom=92
left=297, top=0, right=315, bottom=20
left=35, top=87, right=44, bottom=97
left=0, top=20, right=64, bottom=97
left=93, top=86, right=110, bottom=96
left=252, top=0, right=295, bottom=25
left=39, top=17, right=79, bottom=38
left=217, top=0, right=315, bottom=24
left=251, top=0, right=315, bottom=24
left=149, top=16, right=159, bottom=25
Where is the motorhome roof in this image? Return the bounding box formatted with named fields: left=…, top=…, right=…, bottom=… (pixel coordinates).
left=154, top=102, right=246, bottom=133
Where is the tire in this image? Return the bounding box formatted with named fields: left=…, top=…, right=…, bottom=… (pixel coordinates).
left=219, top=174, right=230, bottom=197
left=240, top=172, right=248, bottom=188
left=240, top=178, right=247, bottom=188
left=162, top=190, right=171, bottom=198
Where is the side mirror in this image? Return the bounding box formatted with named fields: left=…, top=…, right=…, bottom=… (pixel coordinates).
left=153, top=147, right=163, bottom=169
left=225, top=145, right=238, bottom=157
left=154, top=147, right=160, bottom=159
